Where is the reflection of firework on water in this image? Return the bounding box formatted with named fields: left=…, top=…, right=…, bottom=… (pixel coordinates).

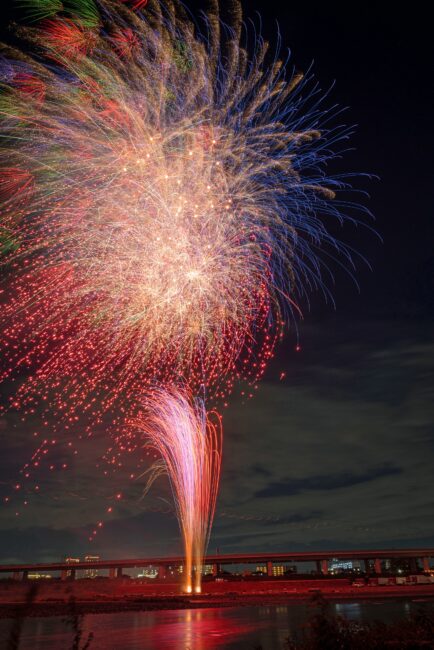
left=136, top=388, right=222, bottom=594
left=0, top=0, right=367, bottom=586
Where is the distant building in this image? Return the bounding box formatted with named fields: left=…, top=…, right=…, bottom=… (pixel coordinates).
left=84, top=555, right=100, bottom=578
left=329, top=560, right=360, bottom=574
left=389, top=558, right=414, bottom=574
left=254, top=565, right=294, bottom=576
left=272, top=565, right=285, bottom=577
left=202, top=564, right=213, bottom=575
left=65, top=557, right=80, bottom=578
left=285, top=565, right=297, bottom=575
left=28, top=573, right=52, bottom=580
left=137, top=566, right=158, bottom=579
left=255, top=565, right=267, bottom=574
left=166, top=565, right=181, bottom=577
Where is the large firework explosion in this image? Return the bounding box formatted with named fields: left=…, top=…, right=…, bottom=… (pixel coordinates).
left=0, top=0, right=367, bottom=591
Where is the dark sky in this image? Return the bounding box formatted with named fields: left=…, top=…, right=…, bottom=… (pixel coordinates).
left=0, top=1, right=433, bottom=563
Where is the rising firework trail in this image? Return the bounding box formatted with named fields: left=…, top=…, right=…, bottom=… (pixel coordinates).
left=137, top=389, right=222, bottom=593
left=0, top=0, right=369, bottom=591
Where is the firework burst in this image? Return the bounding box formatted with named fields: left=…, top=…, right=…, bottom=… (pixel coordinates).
left=0, top=0, right=368, bottom=589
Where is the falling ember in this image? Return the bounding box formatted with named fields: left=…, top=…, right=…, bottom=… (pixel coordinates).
left=136, top=389, right=222, bottom=595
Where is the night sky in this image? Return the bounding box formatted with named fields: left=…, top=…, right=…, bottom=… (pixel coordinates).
left=0, top=2, right=433, bottom=564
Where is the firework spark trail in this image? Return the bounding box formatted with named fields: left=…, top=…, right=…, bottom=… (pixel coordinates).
left=136, top=388, right=222, bottom=593
left=0, top=0, right=368, bottom=589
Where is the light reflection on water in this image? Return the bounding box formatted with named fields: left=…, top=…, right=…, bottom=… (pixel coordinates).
left=0, top=600, right=433, bottom=650
left=335, top=601, right=362, bottom=619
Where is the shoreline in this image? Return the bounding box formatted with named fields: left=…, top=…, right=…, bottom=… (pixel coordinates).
left=1, top=586, right=434, bottom=618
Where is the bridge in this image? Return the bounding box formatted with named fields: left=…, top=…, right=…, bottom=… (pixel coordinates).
left=0, top=548, right=433, bottom=581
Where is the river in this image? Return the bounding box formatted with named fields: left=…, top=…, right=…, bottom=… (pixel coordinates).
left=1, top=599, right=433, bottom=649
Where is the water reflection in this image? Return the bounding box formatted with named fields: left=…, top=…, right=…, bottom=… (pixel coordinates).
left=0, top=600, right=433, bottom=650
left=334, top=601, right=362, bottom=620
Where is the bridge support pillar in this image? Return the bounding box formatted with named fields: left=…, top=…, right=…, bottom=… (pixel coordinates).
left=410, top=558, right=418, bottom=574
left=212, top=563, right=219, bottom=577
left=374, top=559, right=382, bottom=575
left=108, top=567, right=123, bottom=578
left=321, top=560, right=328, bottom=576
left=422, top=557, right=430, bottom=573
left=12, top=571, right=21, bottom=581
left=363, top=559, right=370, bottom=574
left=61, top=570, right=68, bottom=581
left=70, top=569, right=76, bottom=580
left=267, top=561, right=273, bottom=577
left=21, top=570, right=28, bottom=581
left=158, top=565, right=166, bottom=580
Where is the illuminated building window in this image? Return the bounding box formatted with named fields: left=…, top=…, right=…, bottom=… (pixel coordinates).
left=84, top=555, right=100, bottom=578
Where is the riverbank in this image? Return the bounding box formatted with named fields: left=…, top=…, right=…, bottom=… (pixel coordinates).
left=1, top=580, right=434, bottom=617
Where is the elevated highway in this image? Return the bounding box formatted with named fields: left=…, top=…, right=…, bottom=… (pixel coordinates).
left=0, top=548, right=432, bottom=580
